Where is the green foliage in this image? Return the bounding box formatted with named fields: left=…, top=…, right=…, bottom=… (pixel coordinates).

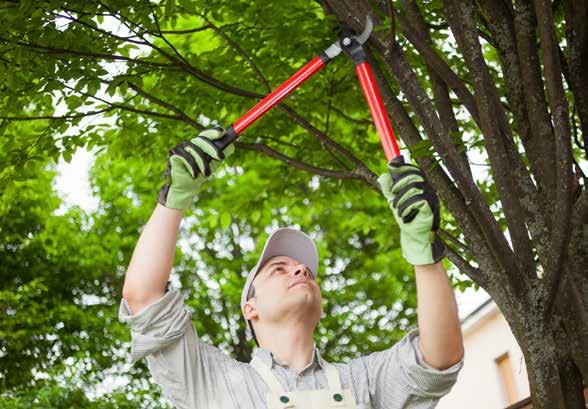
left=1, top=379, right=161, bottom=408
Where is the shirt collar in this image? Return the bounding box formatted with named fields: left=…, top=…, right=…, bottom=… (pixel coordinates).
left=251, top=344, right=324, bottom=372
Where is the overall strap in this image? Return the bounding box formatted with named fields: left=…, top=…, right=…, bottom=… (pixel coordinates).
left=321, top=358, right=347, bottom=407
left=250, top=357, right=286, bottom=395
left=321, top=359, right=343, bottom=392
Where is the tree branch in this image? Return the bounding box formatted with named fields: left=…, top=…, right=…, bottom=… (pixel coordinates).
left=95, top=5, right=262, bottom=100
left=146, top=3, right=194, bottom=68
left=0, top=107, right=115, bottom=121
left=255, top=134, right=302, bottom=150
left=443, top=241, right=485, bottom=285
left=533, top=0, right=574, bottom=307
left=234, top=141, right=364, bottom=181
left=443, top=0, right=537, bottom=289
left=53, top=11, right=148, bottom=46
left=400, top=0, right=472, bottom=179
left=475, top=0, right=552, bottom=266
left=0, top=36, right=176, bottom=70
left=125, top=82, right=202, bottom=130
left=204, top=16, right=271, bottom=93
left=365, top=48, right=509, bottom=288
left=321, top=76, right=352, bottom=170
left=562, top=0, right=588, bottom=159
left=329, top=106, right=373, bottom=126
left=513, top=0, right=557, bottom=196
left=277, top=104, right=378, bottom=187
left=395, top=13, right=481, bottom=126
left=160, top=23, right=241, bottom=35
left=58, top=82, right=186, bottom=124
left=438, top=228, right=471, bottom=253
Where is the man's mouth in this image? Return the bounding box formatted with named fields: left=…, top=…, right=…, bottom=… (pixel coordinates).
left=289, top=280, right=310, bottom=289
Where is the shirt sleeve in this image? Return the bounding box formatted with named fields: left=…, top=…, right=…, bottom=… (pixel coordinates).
left=118, top=285, right=237, bottom=409
left=356, top=329, right=463, bottom=409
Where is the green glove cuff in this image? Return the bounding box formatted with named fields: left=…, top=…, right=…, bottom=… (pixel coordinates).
left=400, top=229, right=446, bottom=266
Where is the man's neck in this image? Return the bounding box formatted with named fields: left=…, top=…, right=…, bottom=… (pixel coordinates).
left=257, top=322, right=315, bottom=374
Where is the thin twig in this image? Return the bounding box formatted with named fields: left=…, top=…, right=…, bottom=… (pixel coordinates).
left=444, top=244, right=484, bottom=284
left=0, top=36, right=176, bottom=70
left=0, top=107, right=115, bottom=121
left=54, top=11, right=148, bottom=45
left=160, top=22, right=240, bottom=35
left=126, top=82, right=202, bottom=130
left=235, top=141, right=362, bottom=180
left=204, top=16, right=271, bottom=92
left=60, top=82, right=184, bottom=123
left=146, top=2, right=193, bottom=68
left=438, top=228, right=471, bottom=252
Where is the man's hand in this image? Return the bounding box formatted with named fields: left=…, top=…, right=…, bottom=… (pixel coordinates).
left=377, top=157, right=445, bottom=265
left=158, top=127, right=235, bottom=210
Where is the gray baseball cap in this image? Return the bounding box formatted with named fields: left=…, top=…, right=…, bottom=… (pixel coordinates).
left=240, top=227, right=319, bottom=330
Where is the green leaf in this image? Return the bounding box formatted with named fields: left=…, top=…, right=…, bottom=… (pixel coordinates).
left=62, top=150, right=72, bottom=163
left=220, top=212, right=231, bottom=229
left=165, top=0, right=175, bottom=18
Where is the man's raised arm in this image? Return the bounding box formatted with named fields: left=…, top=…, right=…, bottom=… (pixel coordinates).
left=414, top=262, right=463, bottom=369
left=121, top=127, right=236, bottom=314
left=122, top=204, right=183, bottom=314
left=378, top=158, right=464, bottom=370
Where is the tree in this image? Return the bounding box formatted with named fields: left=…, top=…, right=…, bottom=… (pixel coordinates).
left=0, top=123, right=163, bottom=404
left=0, top=0, right=586, bottom=407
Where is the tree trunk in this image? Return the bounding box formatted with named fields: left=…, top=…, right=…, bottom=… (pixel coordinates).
left=500, top=300, right=586, bottom=409
left=553, top=318, right=586, bottom=409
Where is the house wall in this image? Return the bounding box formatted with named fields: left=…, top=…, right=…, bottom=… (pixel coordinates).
left=436, top=303, right=530, bottom=409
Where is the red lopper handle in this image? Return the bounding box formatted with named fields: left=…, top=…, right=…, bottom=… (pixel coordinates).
left=231, top=56, right=327, bottom=136
left=354, top=61, right=401, bottom=161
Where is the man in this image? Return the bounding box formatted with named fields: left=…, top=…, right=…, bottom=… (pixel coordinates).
left=119, top=128, right=464, bottom=409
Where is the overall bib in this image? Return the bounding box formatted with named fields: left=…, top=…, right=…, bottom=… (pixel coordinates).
left=250, top=357, right=358, bottom=409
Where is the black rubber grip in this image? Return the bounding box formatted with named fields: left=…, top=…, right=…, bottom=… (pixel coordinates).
left=319, top=52, right=331, bottom=64
left=212, top=125, right=238, bottom=152
left=389, top=155, right=405, bottom=166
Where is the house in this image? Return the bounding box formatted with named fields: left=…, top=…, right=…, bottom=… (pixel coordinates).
left=437, top=299, right=531, bottom=409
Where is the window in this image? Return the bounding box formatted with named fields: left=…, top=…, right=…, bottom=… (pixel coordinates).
left=496, top=352, right=518, bottom=405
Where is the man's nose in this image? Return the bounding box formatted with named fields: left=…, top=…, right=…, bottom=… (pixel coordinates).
left=291, top=263, right=311, bottom=278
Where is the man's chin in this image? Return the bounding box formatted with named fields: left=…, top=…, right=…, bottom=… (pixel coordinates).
left=289, top=279, right=314, bottom=288
left=280, top=292, right=319, bottom=311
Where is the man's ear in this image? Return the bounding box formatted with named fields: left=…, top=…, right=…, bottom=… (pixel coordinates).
left=243, top=299, right=259, bottom=320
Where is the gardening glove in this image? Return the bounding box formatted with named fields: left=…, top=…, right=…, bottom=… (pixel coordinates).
left=157, top=127, right=235, bottom=210
left=377, top=157, right=446, bottom=265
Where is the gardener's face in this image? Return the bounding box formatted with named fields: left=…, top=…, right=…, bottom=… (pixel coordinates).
left=247, top=255, right=322, bottom=328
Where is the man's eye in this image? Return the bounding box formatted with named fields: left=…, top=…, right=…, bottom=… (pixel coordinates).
left=270, top=267, right=282, bottom=275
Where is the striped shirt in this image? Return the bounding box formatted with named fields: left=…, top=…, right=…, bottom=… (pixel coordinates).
left=118, top=287, right=463, bottom=409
